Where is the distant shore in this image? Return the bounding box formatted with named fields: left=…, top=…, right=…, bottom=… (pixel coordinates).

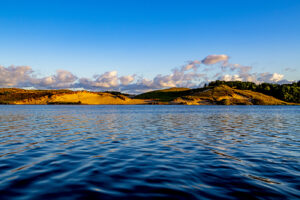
left=1, top=81, right=299, bottom=105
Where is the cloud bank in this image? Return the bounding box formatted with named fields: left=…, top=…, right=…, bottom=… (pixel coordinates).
left=0, top=55, right=293, bottom=93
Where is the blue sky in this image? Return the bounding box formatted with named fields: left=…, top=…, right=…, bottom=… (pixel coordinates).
left=0, top=0, right=299, bottom=91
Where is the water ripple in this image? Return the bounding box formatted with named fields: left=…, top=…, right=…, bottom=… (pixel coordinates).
left=0, top=105, right=299, bottom=199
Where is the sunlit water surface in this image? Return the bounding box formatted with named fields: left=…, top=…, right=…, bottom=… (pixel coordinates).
left=0, top=105, right=299, bottom=199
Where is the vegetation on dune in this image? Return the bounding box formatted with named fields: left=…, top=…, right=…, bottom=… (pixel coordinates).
left=0, top=100, right=10, bottom=104
left=134, top=87, right=192, bottom=101
left=173, top=85, right=288, bottom=105
left=234, top=89, right=288, bottom=105
left=208, top=80, right=300, bottom=103
left=103, top=91, right=130, bottom=96
left=0, top=88, right=75, bottom=104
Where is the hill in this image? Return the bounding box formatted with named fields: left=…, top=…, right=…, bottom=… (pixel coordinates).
left=0, top=89, right=145, bottom=105
left=0, top=82, right=297, bottom=105
left=134, top=85, right=292, bottom=105
left=134, top=87, right=191, bottom=102
left=208, top=80, right=300, bottom=103
left=171, top=85, right=290, bottom=105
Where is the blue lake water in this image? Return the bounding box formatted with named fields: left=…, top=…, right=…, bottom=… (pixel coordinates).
left=0, top=105, right=299, bottom=199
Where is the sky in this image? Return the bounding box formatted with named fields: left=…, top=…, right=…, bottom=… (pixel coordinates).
left=0, top=0, right=299, bottom=92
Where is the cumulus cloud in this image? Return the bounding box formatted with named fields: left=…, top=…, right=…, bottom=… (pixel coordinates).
left=92, top=71, right=118, bottom=88
left=202, top=54, right=229, bottom=65
left=219, top=72, right=285, bottom=83
left=257, top=72, right=284, bottom=83
left=136, top=60, right=203, bottom=89
left=35, top=70, right=77, bottom=88
left=78, top=71, right=117, bottom=89
left=0, top=65, right=33, bottom=87
left=119, top=75, right=135, bottom=85
left=0, top=54, right=293, bottom=93
left=215, top=60, right=286, bottom=84
left=220, top=74, right=243, bottom=82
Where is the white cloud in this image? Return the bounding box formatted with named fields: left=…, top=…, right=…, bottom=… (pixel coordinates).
left=220, top=74, right=243, bottom=81
left=34, top=70, right=78, bottom=88
left=119, top=75, right=135, bottom=85
left=142, top=60, right=203, bottom=89
left=79, top=71, right=119, bottom=88
left=0, top=55, right=293, bottom=93
left=93, top=71, right=119, bottom=88
left=258, top=72, right=284, bottom=83
left=202, top=54, right=229, bottom=65
left=219, top=72, right=285, bottom=84
left=0, top=65, right=33, bottom=87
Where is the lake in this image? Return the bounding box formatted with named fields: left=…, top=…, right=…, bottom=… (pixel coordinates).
left=0, top=105, right=299, bottom=199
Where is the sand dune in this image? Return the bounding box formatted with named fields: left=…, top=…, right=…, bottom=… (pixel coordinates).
left=12, top=91, right=146, bottom=105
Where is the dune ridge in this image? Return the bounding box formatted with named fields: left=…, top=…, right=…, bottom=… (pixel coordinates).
left=0, top=85, right=297, bottom=105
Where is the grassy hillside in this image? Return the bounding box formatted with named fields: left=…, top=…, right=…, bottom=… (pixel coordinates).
left=134, top=87, right=192, bottom=102
left=172, top=85, right=289, bottom=105
left=208, top=80, right=300, bottom=103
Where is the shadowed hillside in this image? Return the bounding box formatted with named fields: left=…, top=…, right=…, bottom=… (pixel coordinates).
left=134, top=87, right=191, bottom=102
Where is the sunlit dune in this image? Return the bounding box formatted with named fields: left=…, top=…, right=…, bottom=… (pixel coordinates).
left=13, top=91, right=146, bottom=105
left=47, top=91, right=146, bottom=105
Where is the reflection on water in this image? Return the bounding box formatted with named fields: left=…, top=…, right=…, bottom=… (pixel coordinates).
left=0, top=105, right=299, bottom=199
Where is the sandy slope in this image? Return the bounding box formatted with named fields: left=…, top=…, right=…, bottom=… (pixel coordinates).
left=14, top=91, right=146, bottom=105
